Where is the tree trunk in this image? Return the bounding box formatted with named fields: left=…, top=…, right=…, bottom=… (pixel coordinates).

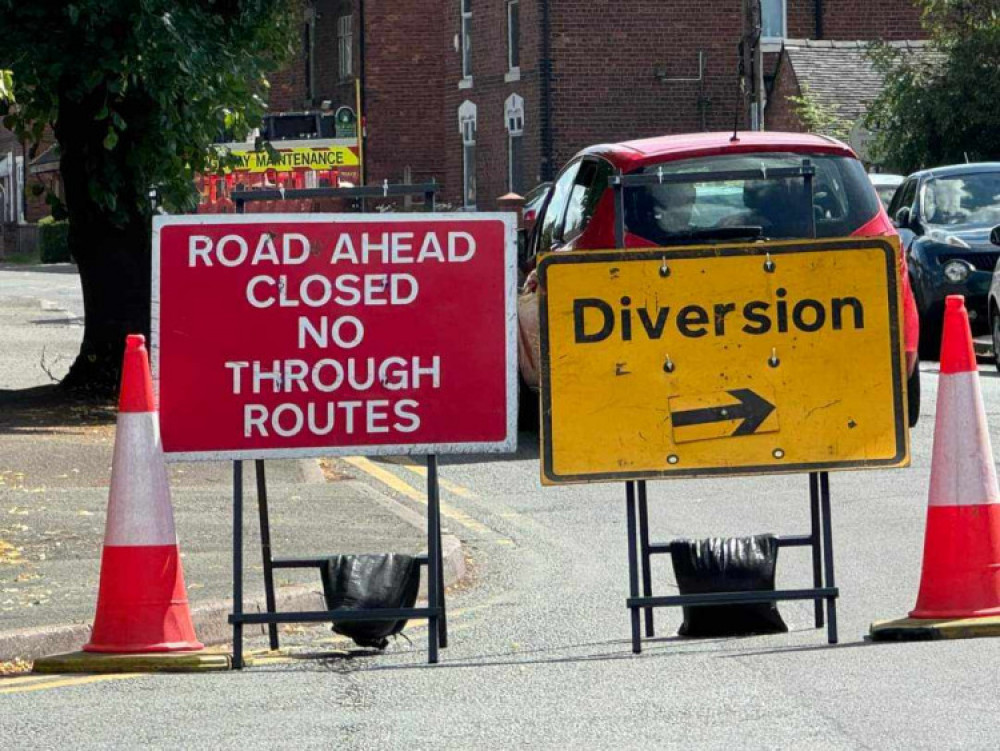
left=55, top=84, right=151, bottom=397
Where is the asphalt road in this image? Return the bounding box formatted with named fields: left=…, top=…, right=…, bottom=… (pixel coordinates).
left=4, top=266, right=1000, bottom=748
left=0, top=265, right=83, bottom=389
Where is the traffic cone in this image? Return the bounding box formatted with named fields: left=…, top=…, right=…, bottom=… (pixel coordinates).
left=909, top=295, right=1000, bottom=619
left=83, top=334, right=203, bottom=652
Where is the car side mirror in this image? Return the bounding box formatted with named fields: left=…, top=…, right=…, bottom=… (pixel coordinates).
left=894, top=207, right=911, bottom=229
left=991, top=225, right=1000, bottom=247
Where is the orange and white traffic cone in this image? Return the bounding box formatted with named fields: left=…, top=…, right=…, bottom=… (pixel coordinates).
left=83, top=334, right=203, bottom=653
left=909, top=295, right=1000, bottom=619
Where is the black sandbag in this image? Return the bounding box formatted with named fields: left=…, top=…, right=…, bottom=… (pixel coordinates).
left=670, top=534, right=788, bottom=637
left=320, top=553, right=421, bottom=649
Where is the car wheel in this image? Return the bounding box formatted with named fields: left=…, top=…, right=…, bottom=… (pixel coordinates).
left=907, top=363, right=920, bottom=428
left=992, top=311, right=1000, bottom=374
left=517, top=374, right=539, bottom=432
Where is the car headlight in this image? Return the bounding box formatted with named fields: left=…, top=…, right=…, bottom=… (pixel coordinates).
left=943, top=259, right=973, bottom=283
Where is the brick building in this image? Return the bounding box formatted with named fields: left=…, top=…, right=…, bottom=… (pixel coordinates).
left=273, top=1, right=926, bottom=210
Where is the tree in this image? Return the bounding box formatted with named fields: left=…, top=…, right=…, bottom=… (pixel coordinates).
left=787, top=85, right=851, bottom=142
left=0, top=1, right=295, bottom=395
left=864, top=0, right=1000, bottom=174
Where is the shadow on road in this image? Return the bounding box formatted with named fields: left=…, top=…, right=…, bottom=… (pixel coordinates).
left=248, top=628, right=859, bottom=674
left=0, top=384, right=115, bottom=434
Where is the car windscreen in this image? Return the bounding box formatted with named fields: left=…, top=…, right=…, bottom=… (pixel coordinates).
left=921, top=172, right=1000, bottom=230
left=624, top=152, right=881, bottom=244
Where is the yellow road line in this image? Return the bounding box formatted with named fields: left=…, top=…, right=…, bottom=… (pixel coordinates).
left=382, top=457, right=477, bottom=499
left=343, top=456, right=496, bottom=538
left=0, top=673, right=140, bottom=695
left=0, top=674, right=56, bottom=687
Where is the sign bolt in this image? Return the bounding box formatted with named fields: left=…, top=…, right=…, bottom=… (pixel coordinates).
left=667, top=454, right=679, bottom=465
left=768, top=348, right=780, bottom=368
left=764, top=252, right=776, bottom=273
left=773, top=448, right=785, bottom=459
left=663, top=355, right=675, bottom=373
left=659, top=257, right=670, bottom=278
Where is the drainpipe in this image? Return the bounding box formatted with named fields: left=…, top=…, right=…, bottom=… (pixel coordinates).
left=358, top=0, right=367, bottom=185
left=815, top=0, right=824, bottom=39
left=540, top=0, right=554, bottom=181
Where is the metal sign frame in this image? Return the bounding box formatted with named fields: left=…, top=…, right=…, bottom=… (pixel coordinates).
left=220, top=184, right=457, bottom=666
left=596, top=161, right=855, bottom=649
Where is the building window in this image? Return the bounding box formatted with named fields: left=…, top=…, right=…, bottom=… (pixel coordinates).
left=459, top=100, right=477, bottom=208
left=761, top=0, right=786, bottom=41
left=338, top=15, right=353, bottom=80
left=507, top=1, right=520, bottom=73
left=505, top=94, right=525, bottom=194
left=460, top=0, right=472, bottom=80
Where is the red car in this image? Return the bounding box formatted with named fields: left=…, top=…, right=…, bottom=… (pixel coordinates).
left=517, top=131, right=920, bottom=425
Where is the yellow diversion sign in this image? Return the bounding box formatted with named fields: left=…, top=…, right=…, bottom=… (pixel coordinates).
left=538, top=238, right=909, bottom=484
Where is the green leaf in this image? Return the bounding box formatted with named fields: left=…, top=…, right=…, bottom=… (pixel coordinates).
left=103, top=129, right=118, bottom=150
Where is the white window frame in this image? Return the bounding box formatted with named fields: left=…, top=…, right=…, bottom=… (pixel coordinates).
left=338, top=15, right=353, bottom=80
left=460, top=0, right=473, bottom=85
left=459, top=100, right=477, bottom=208
left=760, top=0, right=787, bottom=52
left=505, top=0, right=520, bottom=82
left=505, top=94, right=524, bottom=193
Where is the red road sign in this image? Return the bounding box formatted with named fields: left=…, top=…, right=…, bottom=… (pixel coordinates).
left=153, top=214, right=517, bottom=459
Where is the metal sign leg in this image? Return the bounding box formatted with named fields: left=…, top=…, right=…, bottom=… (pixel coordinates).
left=637, top=481, right=655, bottom=638
left=254, top=460, right=279, bottom=651
left=820, top=472, right=838, bottom=644
left=625, top=482, right=642, bottom=654
left=428, top=455, right=448, bottom=649
left=232, top=460, right=244, bottom=670
left=426, top=455, right=442, bottom=664
left=809, top=473, right=824, bottom=629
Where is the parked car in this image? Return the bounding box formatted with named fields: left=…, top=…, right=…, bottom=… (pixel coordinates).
left=517, top=131, right=920, bottom=427
left=520, top=181, right=552, bottom=234
left=888, top=163, right=1000, bottom=358
left=869, top=173, right=904, bottom=208
left=981, top=226, right=1000, bottom=371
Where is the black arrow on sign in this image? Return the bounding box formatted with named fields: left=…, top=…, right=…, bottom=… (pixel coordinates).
left=671, top=389, right=776, bottom=437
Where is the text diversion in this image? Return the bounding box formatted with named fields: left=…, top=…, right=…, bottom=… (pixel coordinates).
left=186, top=228, right=479, bottom=441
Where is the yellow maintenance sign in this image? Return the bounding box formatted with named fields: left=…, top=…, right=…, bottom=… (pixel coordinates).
left=538, top=238, right=909, bottom=484
left=228, top=146, right=359, bottom=173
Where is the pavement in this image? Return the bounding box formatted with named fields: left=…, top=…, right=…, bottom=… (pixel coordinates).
left=0, top=263, right=467, bottom=662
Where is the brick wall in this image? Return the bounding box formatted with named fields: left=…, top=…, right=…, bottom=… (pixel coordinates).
left=786, top=1, right=923, bottom=40
left=438, top=0, right=544, bottom=210
left=764, top=51, right=804, bottom=132
left=817, top=0, right=924, bottom=40
left=267, top=0, right=927, bottom=210
left=364, top=0, right=448, bottom=200
left=548, top=1, right=746, bottom=171
left=269, top=0, right=357, bottom=112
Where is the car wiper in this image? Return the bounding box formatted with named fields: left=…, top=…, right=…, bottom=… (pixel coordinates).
left=660, top=226, right=765, bottom=245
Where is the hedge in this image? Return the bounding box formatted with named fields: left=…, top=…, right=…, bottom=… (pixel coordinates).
left=38, top=216, right=71, bottom=264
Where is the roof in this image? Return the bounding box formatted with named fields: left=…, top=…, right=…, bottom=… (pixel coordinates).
left=779, top=39, right=941, bottom=124
left=909, top=162, right=1000, bottom=180
left=577, top=130, right=856, bottom=172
